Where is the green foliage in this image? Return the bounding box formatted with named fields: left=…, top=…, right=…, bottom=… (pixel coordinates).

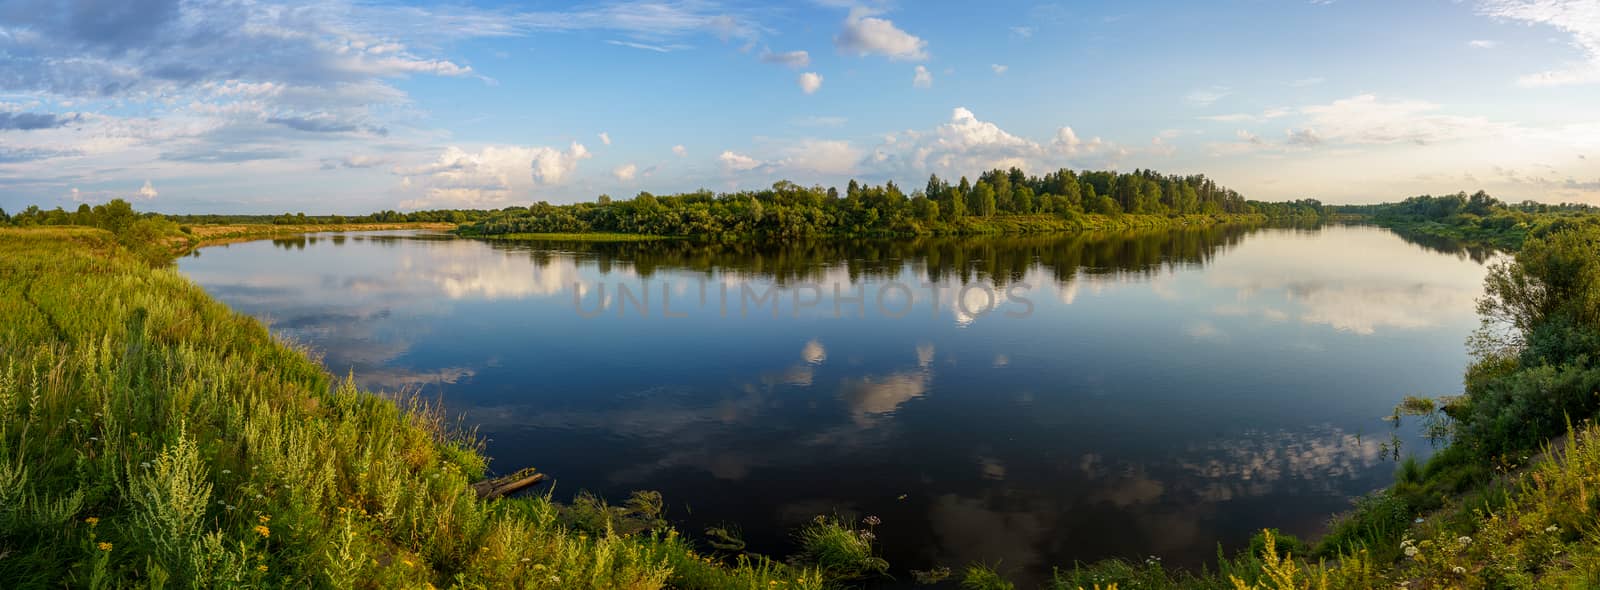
left=960, top=564, right=1016, bottom=590
left=459, top=169, right=1325, bottom=239
left=1342, top=190, right=1600, bottom=250
left=0, top=228, right=871, bottom=589
left=794, top=516, right=889, bottom=582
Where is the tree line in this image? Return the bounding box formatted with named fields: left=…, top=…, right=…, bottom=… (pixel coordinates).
left=0, top=204, right=491, bottom=228
left=1337, top=190, right=1600, bottom=249
left=462, top=167, right=1330, bottom=238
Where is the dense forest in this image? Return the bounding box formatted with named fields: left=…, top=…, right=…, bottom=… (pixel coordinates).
left=460, top=168, right=1330, bottom=238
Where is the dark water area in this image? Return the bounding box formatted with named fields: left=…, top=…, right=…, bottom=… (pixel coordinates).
left=179, top=224, right=1496, bottom=584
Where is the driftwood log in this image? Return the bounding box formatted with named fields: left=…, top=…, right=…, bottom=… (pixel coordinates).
left=471, top=467, right=546, bottom=500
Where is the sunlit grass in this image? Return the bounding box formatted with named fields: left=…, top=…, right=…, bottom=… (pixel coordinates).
left=0, top=227, right=844, bottom=588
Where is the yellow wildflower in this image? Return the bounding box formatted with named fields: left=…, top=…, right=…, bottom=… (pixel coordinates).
left=254, top=525, right=270, bottom=538
left=257, top=565, right=268, bottom=572
left=258, top=514, right=271, bottom=524
left=84, top=517, right=100, bottom=527
left=97, top=542, right=113, bottom=552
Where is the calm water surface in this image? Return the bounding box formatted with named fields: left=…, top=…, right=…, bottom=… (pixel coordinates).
left=179, top=225, right=1497, bottom=583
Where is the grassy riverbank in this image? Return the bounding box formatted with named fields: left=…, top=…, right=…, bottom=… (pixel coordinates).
left=183, top=222, right=458, bottom=246
left=0, top=227, right=876, bottom=588
left=1011, top=215, right=1600, bottom=589
left=7, top=203, right=1597, bottom=588
left=1338, top=191, right=1600, bottom=250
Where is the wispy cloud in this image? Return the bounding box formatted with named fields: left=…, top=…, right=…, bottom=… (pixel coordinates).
left=759, top=49, right=811, bottom=67
left=605, top=39, right=690, bottom=52
left=1185, top=86, right=1233, bottom=107
left=1478, top=0, right=1600, bottom=86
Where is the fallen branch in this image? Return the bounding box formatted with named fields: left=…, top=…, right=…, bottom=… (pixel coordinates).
left=471, top=467, right=546, bottom=500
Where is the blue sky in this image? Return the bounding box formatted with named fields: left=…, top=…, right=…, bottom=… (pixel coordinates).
left=1, top=0, right=1598, bottom=213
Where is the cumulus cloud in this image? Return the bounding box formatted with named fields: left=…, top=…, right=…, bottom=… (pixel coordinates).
left=394, top=142, right=588, bottom=207
left=781, top=139, right=860, bottom=175
left=137, top=180, right=158, bottom=200
left=760, top=49, right=811, bottom=67
left=990, top=64, right=1008, bottom=75
left=599, top=132, right=611, bottom=145
left=835, top=8, right=928, bottom=61
left=913, top=65, right=933, bottom=88
left=718, top=150, right=763, bottom=173
left=613, top=163, right=637, bottom=181
left=397, top=145, right=535, bottom=206
left=868, top=107, right=1123, bottom=177
left=672, top=144, right=688, bottom=157
left=530, top=142, right=592, bottom=185
left=798, top=72, right=824, bottom=94
left=1478, top=0, right=1600, bottom=86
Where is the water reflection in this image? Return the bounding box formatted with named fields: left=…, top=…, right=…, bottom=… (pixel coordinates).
left=180, top=224, right=1493, bottom=585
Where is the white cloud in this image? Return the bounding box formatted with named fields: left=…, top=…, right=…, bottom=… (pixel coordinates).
left=1468, top=39, right=1501, bottom=48
left=1185, top=86, right=1232, bottom=107
left=1201, top=107, right=1294, bottom=123
left=137, top=180, right=158, bottom=200
left=718, top=150, right=763, bottom=172
left=913, top=65, right=933, bottom=88
left=1149, top=136, right=1177, bottom=157
left=798, top=72, right=824, bottom=94
left=835, top=8, right=928, bottom=61
left=1300, top=94, right=1509, bottom=145
left=760, top=49, right=811, bottom=67
left=1478, top=0, right=1600, bottom=86
left=1285, top=128, right=1324, bottom=147
left=867, top=107, right=1124, bottom=176
left=605, top=39, right=689, bottom=53
left=530, top=142, right=592, bottom=185
left=396, top=145, right=541, bottom=207
left=795, top=115, right=848, bottom=127
left=1010, top=26, right=1034, bottom=39
left=781, top=140, right=861, bottom=175
left=672, top=144, right=688, bottom=157
left=991, top=64, right=1009, bottom=75
left=598, top=132, right=611, bottom=145
left=613, top=163, right=637, bottom=181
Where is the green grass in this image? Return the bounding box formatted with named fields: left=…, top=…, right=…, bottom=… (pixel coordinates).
left=9, top=223, right=1600, bottom=589
left=0, top=227, right=834, bottom=588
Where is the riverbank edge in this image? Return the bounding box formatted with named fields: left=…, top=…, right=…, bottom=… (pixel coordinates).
left=1361, top=216, right=1526, bottom=250
left=457, top=212, right=1295, bottom=241
left=175, top=222, right=458, bottom=251
left=19, top=222, right=1586, bottom=588
left=0, top=227, right=842, bottom=589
